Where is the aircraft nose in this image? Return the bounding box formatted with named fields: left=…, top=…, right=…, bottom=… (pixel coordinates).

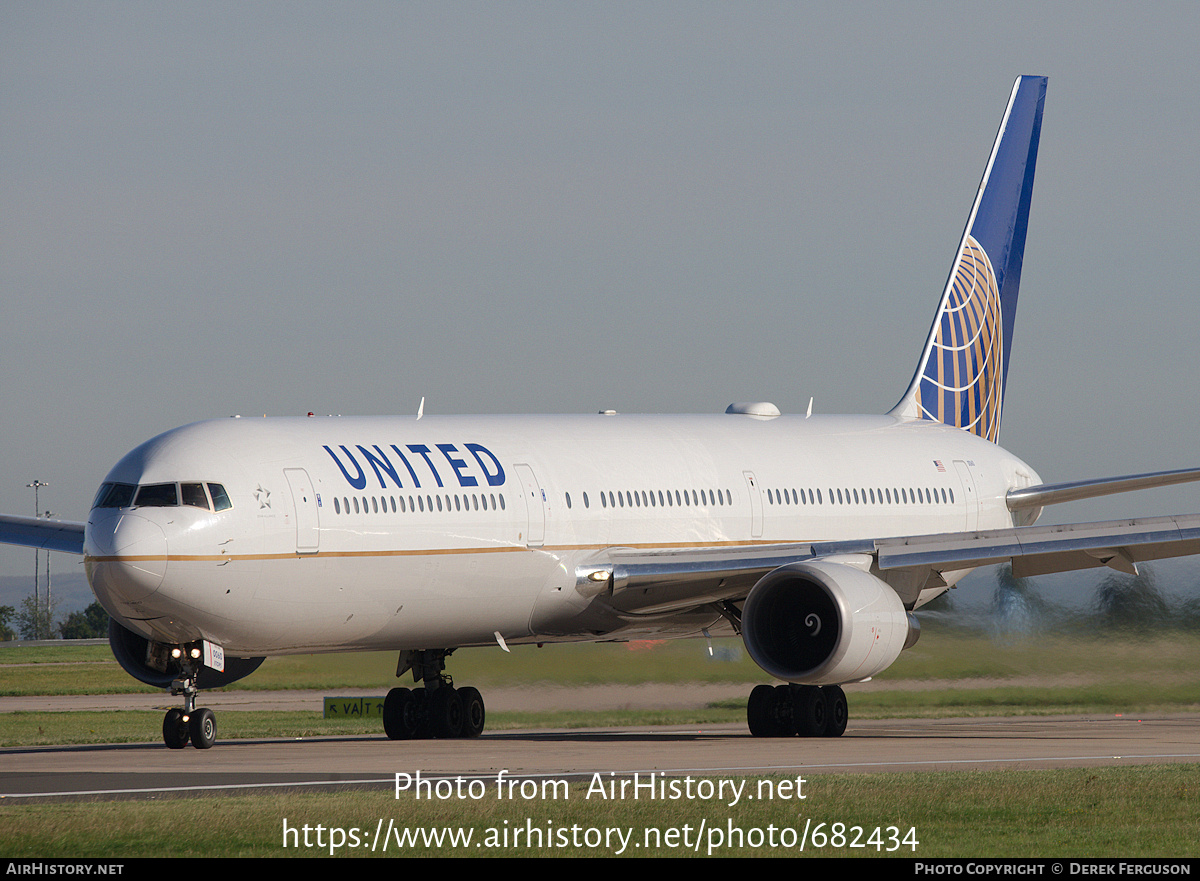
left=86, top=511, right=169, bottom=603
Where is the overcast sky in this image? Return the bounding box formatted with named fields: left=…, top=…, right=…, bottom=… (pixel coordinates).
left=3, top=2, right=1199, bottom=581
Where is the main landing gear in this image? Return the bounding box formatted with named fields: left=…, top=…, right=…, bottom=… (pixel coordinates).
left=162, top=653, right=217, bottom=749
left=383, top=649, right=486, bottom=740
left=747, top=683, right=848, bottom=738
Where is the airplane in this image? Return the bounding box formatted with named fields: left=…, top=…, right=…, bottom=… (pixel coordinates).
left=5, top=75, right=1200, bottom=750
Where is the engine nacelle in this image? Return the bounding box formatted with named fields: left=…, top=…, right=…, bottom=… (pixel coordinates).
left=108, top=619, right=265, bottom=689
left=741, top=560, right=918, bottom=684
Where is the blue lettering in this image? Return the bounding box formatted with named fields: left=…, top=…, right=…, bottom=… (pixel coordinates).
left=357, top=445, right=404, bottom=489
left=389, top=445, right=422, bottom=488
left=324, top=445, right=367, bottom=490
left=325, top=440, right=502, bottom=490
left=437, top=444, right=478, bottom=487
left=465, top=443, right=505, bottom=487
left=406, top=444, right=444, bottom=488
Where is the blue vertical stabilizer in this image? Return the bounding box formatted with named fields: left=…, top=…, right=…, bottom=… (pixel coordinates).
left=891, top=76, right=1047, bottom=443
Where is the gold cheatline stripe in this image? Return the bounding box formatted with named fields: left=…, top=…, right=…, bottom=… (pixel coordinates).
left=85, top=538, right=800, bottom=564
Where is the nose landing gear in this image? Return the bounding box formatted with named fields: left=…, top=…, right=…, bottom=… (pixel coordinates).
left=161, top=652, right=217, bottom=749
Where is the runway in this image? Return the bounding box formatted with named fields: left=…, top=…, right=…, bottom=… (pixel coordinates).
left=4, top=712, right=1199, bottom=802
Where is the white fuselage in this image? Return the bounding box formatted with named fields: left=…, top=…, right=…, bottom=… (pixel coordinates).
left=84, top=412, right=1040, bottom=656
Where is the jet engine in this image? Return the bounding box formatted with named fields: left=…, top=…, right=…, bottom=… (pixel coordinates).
left=741, top=560, right=918, bottom=684
left=108, top=619, right=265, bottom=689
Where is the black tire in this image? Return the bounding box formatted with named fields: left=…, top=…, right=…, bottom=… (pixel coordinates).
left=747, top=684, right=781, bottom=737
left=163, top=708, right=189, bottom=749
left=427, top=687, right=464, bottom=739
left=407, top=688, right=434, bottom=738
left=457, top=686, right=486, bottom=738
left=794, top=685, right=828, bottom=737
left=383, top=687, right=413, bottom=740
left=774, top=684, right=797, bottom=736
left=189, top=707, right=217, bottom=749
left=823, top=685, right=848, bottom=737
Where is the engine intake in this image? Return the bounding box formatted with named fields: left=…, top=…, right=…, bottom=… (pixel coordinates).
left=741, top=560, right=917, bottom=684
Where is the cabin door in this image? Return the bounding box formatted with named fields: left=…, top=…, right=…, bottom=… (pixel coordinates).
left=952, top=460, right=980, bottom=532
left=743, top=471, right=763, bottom=538
left=284, top=468, right=320, bottom=554
left=514, top=463, right=546, bottom=547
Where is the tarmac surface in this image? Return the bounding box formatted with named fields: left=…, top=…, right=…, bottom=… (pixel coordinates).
left=3, top=688, right=1199, bottom=802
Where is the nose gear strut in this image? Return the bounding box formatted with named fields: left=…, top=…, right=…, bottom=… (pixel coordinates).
left=161, top=648, right=217, bottom=749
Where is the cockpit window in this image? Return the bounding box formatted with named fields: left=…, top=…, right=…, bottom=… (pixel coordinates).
left=180, top=483, right=210, bottom=510
left=207, top=483, right=232, bottom=512
left=93, top=483, right=137, bottom=509
left=92, top=481, right=232, bottom=511
left=134, top=483, right=179, bottom=507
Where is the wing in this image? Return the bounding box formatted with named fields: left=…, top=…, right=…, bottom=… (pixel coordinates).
left=0, top=514, right=86, bottom=555
left=1006, top=467, right=1200, bottom=510
left=582, top=512, right=1200, bottom=613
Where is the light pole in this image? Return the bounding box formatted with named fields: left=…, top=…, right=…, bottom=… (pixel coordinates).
left=43, top=509, right=53, bottom=637
left=26, top=480, right=48, bottom=638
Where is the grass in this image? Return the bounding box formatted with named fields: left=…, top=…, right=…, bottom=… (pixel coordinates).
left=2, top=765, right=1197, bottom=857
left=2, top=627, right=1199, bottom=747
left=5, top=627, right=1200, bottom=694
